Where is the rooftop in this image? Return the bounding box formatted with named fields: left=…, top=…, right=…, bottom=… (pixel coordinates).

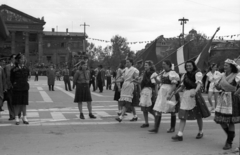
left=43, top=31, right=87, bottom=37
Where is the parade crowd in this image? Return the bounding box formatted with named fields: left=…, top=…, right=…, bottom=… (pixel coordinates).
left=0, top=53, right=240, bottom=152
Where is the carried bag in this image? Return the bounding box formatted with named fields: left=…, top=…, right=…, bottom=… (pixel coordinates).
left=165, top=100, right=177, bottom=113
left=195, top=91, right=211, bottom=118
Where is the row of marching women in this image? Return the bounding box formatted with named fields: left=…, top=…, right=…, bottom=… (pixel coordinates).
left=0, top=53, right=30, bottom=125
left=114, top=58, right=240, bottom=151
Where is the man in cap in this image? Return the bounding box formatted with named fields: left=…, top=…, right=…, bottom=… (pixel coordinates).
left=3, top=54, right=16, bottom=120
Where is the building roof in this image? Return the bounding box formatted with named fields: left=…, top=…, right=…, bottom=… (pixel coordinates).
left=0, top=14, right=9, bottom=40
left=43, top=31, right=86, bottom=37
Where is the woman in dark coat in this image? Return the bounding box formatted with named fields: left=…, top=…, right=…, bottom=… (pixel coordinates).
left=10, top=54, right=30, bottom=125
left=47, top=65, right=55, bottom=91
left=73, top=61, right=96, bottom=119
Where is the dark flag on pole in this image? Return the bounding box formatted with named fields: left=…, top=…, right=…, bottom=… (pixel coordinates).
left=195, top=27, right=220, bottom=71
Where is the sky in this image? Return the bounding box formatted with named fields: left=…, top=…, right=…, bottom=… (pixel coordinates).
left=1, top=0, right=240, bottom=52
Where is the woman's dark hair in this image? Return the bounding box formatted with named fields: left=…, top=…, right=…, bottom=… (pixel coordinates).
left=208, top=63, right=218, bottom=72
left=162, top=60, right=172, bottom=69
left=184, top=60, right=198, bottom=72
left=229, top=64, right=238, bottom=73
left=119, top=60, right=126, bottom=69
left=145, top=60, right=156, bottom=72
left=126, top=58, right=134, bottom=65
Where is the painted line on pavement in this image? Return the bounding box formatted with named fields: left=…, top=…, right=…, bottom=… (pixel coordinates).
left=37, top=87, right=44, bottom=91
left=51, top=112, right=67, bottom=120
left=39, top=91, right=53, bottom=102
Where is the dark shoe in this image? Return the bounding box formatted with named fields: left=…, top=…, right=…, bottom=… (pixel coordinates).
left=130, top=117, right=138, bottom=121
left=172, top=135, right=183, bottom=141
left=223, top=142, right=232, bottom=150
left=196, top=133, right=204, bottom=139
left=141, top=124, right=149, bottom=128
left=22, top=119, right=29, bottom=125
left=16, top=122, right=20, bottom=125
left=115, top=117, right=122, bottom=122
left=89, top=113, right=96, bottom=119
left=8, top=117, right=15, bottom=121
left=80, top=113, right=85, bottom=119
left=167, top=128, right=175, bottom=133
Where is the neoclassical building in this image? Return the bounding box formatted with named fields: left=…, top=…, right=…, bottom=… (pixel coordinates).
left=0, top=4, right=86, bottom=67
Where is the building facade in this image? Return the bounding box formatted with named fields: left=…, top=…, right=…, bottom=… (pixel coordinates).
left=0, top=4, right=85, bottom=67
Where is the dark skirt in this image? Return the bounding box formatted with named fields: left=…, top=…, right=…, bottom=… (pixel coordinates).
left=214, top=94, right=240, bottom=124
left=12, top=90, right=29, bottom=105
left=114, top=82, right=123, bottom=101
left=132, top=84, right=141, bottom=107
left=178, top=102, right=202, bottom=120
left=74, top=83, right=92, bottom=102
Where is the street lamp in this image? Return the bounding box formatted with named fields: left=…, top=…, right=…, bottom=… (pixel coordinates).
left=178, top=17, right=189, bottom=44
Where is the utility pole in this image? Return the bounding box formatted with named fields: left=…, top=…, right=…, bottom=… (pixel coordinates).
left=80, top=22, right=90, bottom=53
left=178, top=17, right=189, bottom=45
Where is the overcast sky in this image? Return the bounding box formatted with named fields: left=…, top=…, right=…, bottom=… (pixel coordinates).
left=2, top=0, right=240, bottom=51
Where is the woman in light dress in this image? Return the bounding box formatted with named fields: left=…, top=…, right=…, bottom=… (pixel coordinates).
left=115, top=58, right=139, bottom=122
left=205, top=63, right=222, bottom=111
left=214, top=59, right=240, bottom=150
left=148, top=60, right=180, bottom=133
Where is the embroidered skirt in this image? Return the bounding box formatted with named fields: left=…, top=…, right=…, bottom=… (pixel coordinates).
left=74, top=83, right=92, bottom=102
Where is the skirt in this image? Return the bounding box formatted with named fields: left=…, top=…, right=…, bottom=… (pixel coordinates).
left=178, top=106, right=202, bottom=120
left=12, top=90, right=29, bottom=105
left=131, top=84, right=141, bottom=107
left=113, top=82, right=123, bottom=101
left=74, top=83, right=92, bottom=102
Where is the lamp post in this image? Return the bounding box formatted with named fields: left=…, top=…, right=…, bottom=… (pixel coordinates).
left=178, top=17, right=189, bottom=45
left=80, top=22, right=90, bottom=53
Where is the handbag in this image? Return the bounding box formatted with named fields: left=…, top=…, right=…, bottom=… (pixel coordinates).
left=165, top=100, right=177, bottom=113
left=195, top=91, right=211, bottom=118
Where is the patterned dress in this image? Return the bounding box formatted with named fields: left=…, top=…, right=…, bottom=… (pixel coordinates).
left=119, top=66, right=139, bottom=104
left=153, top=71, right=179, bottom=113
left=214, top=72, right=240, bottom=124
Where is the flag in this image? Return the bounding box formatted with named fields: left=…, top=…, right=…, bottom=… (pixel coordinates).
left=195, top=27, right=220, bottom=71
left=168, top=40, right=193, bottom=73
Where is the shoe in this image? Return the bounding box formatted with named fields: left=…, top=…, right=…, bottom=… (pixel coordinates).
left=196, top=133, right=204, bottom=139
left=141, top=124, right=149, bottom=128
left=130, top=117, right=138, bottom=121
left=22, top=119, right=29, bottom=125
left=223, top=142, right=232, bottom=150
left=167, top=128, right=175, bottom=133
left=8, top=117, right=15, bottom=121
left=115, top=117, right=122, bottom=122
left=89, top=113, right=96, bottom=119
left=0, top=108, right=4, bottom=112
left=80, top=113, right=85, bottom=119
left=15, top=122, right=20, bottom=125
left=172, top=135, right=183, bottom=141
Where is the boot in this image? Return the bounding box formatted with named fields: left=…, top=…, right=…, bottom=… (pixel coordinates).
left=167, top=115, right=176, bottom=133
left=52, top=85, right=54, bottom=91
left=223, top=131, right=235, bottom=150
left=149, top=115, right=161, bottom=133
left=49, top=85, right=51, bottom=91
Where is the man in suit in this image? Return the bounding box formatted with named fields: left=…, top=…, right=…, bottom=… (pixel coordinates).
left=97, top=65, right=104, bottom=93
left=34, top=69, right=39, bottom=81
left=63, top=66, right=72, bottom=91
left=89, top=67, right=96, bottom=91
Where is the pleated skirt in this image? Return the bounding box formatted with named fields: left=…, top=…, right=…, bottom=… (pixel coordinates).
left=12, top=90, right=29, bottom=105
left=74, top=83, right=92, bottom=102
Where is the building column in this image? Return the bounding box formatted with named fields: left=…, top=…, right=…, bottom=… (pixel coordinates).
left=38, top=33, right=43, bottom=63
left=11, top=31, right=16, bottom=54
left=25, top=32, right=29, bottom=60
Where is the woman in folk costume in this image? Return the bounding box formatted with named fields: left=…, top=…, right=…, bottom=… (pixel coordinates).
left=73, top=61, right=96, bottom=119
left=115, top=58, right=139, bottom=122
left=170, top=60, right=210, bottom=141
left=114, top=60, right=126, bottom=116
left=205, top=63, right=222, bottom=111
left=138, top=60, right=157, bottom=128
left=149, top=60, right=180, bottom=133
left=10, top=54, right=30, bottom=125
left=214, top=59, right=240, bottom=150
